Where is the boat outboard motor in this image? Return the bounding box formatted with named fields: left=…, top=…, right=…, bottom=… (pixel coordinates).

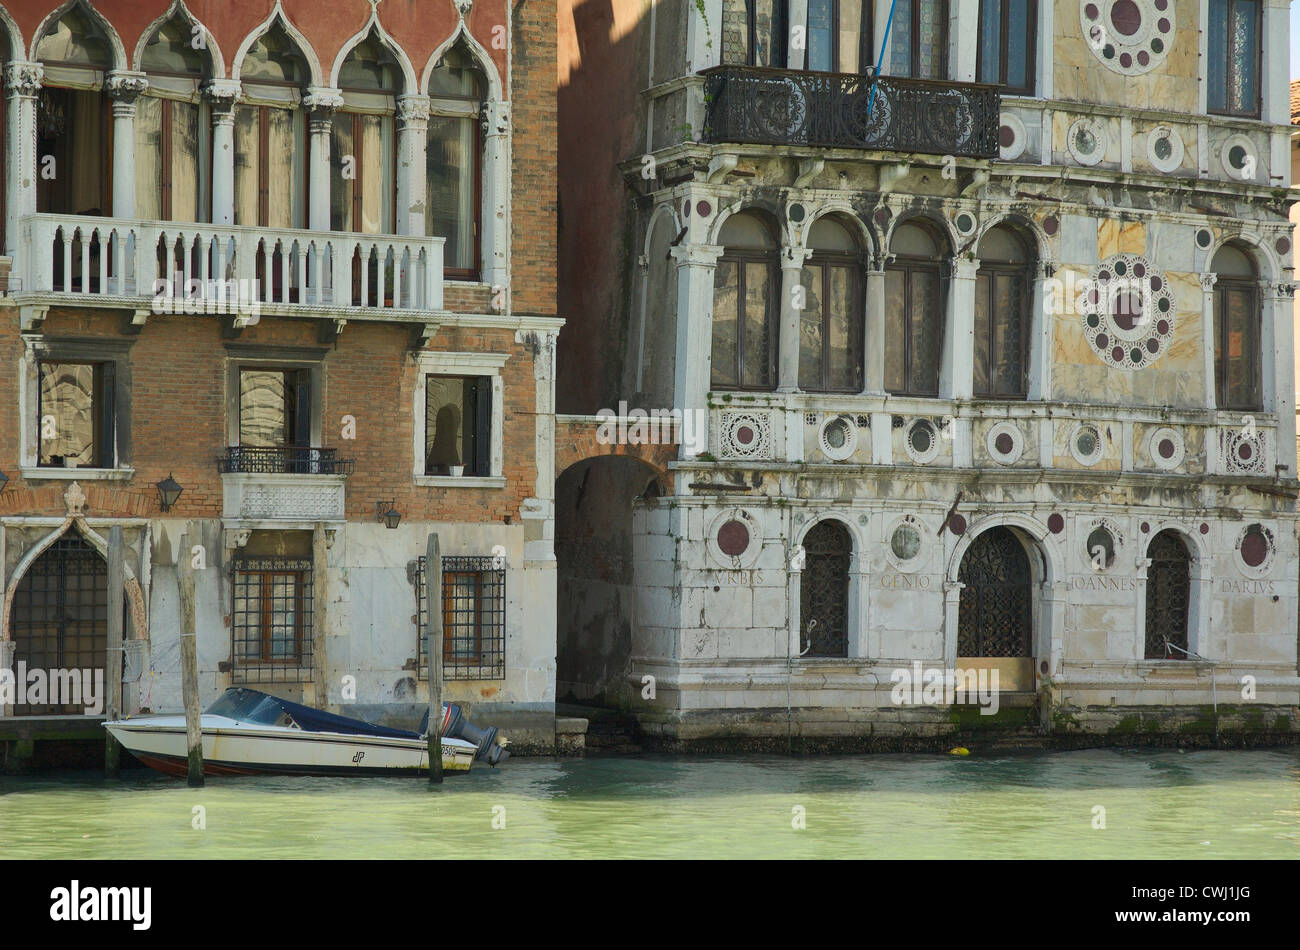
left=420, top=703, right=509, bottom=766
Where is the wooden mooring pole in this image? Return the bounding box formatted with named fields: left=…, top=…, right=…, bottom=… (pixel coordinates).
left=177, top=531, right=204, bottom=787
left=426, top=533, right=443, bottom=784
left=104, top=526, right=124, bottom=777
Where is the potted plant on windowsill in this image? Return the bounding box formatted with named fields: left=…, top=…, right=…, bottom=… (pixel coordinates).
left=449, top=465, right=465, bottom=477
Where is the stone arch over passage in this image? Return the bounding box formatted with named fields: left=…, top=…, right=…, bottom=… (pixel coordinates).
left=799, top=519, right=853, bottom=658
left=555, top=454, right=664, bottom=704
left=955, top=525, right=1036, bottom=691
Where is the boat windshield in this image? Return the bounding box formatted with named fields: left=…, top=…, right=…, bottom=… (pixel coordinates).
left=205, top=689, right=296, bottom=727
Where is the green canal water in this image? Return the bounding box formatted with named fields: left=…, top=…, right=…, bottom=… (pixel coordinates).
left=2, top=749, right=1298, bottom=859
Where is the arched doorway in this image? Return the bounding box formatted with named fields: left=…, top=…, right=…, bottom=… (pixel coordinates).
left=799, top=520, right=851, bottom=658
left=1145, top=531, right=1191, bottom=659
left=957, top=526, right=1033, bottom=690
left=10, top=536, right=107, bottom=715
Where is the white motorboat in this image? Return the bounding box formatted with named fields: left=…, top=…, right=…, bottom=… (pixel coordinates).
left=104, top=687, right=508, bottom=777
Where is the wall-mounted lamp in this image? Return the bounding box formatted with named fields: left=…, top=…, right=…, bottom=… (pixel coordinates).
left=375, top=500, right=402, bottom=529
left=157, top=473, right=183, bottom=512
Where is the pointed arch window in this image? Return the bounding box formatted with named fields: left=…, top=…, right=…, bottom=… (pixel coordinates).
left=799, top=217, right=864, bottom=392
left=974, top=225, right=1032, bottom=398
left=332, top=29, right=402, bottom=235
left=137, top=13, right=213, bottom=222
left=884, top=220, right=945, bottom=396
left=712, top=212, right=779, bottom=391
left=35, top=3, right=114, bottom=217
left=1212, top=244, right=1261, bottom=411
left=234, top=22, right=309, bottom=229
left=427, top=43, right=485, bottom=279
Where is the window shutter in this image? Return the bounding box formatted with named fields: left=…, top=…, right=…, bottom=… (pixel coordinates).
left=473, top=377, right=492, bottom=477
left=98, top=362, right=116, bottom=469
left=293, top=369, right=312, bottom=447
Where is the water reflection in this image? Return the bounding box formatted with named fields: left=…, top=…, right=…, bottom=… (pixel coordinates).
left=1, top=749, right=1297, bottom=859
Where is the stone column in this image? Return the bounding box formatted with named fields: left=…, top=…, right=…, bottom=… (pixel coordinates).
left=777, top=246, right=811, bottom=392
left=1265, top=280, right=1295, bottom=477
left=941, top=579, right=965, bottom=670
left=481, top=100, right=511, bottom=292
left=862, top=255, right=886, bottom=394
left=670, top=244, right=724, bottom=457
left=396, top=94, right=430, bottom=237
left=204, top=79, right=241, bottom=227
left=303, top=87, right=343, bottom=232
left=106, top=71, right=149, bottom=220
left=4, top=61, right=42, bottom=257
left=1200, top=272, right=1218, bottom=411
left=940, top=256, right=978, bottom=400
left=1027, top=261, right=1054, bottom=401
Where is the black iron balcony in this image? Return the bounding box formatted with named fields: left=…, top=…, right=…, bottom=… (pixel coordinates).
left=701, top=66, right=1000, bottom=159
left=217, top=446, right=356, bottom=476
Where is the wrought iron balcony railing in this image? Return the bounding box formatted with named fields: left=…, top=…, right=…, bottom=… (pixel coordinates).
left=701, top=66, right=1000, bottom=159
left=217, top=446, right=355, bottom=477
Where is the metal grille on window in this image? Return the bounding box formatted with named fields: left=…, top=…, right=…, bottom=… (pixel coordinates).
left=230, top=556, right=313, bottom=683
left=1144, top=532, right=1191, bottom=660
left=10, top=537, right=110, bottom=715
left=799, top=520, right=851, bottom=658
left=416, top=555, right=506, bottom=680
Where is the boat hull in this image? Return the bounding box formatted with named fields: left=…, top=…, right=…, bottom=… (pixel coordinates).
left=104, top=717, right=476, bottom=778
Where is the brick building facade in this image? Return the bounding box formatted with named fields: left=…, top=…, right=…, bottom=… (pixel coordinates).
left=0, top=0, right=562, bottom=753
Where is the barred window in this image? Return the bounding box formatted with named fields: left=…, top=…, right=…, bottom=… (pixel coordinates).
left=231, top=556, right=313, bottom=684
left=415, top=555, right=505, bottom=680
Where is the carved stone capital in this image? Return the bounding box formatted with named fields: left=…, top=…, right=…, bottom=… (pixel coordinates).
left=4, top=61, right=43, bottom=97
left=203, top=78, right=242, bottom=116
left=454, top=0, right=475, bottom=18
left=303, top=86, right=344, bottom=117
left=396, top=94, right=431, bottom=128
left=670, top=244, right=725, bottom=268
left=1199, top=272, right=1218, bottom=292
left=482, top=99, right=510, bottom=134
left=106, top=71, right=150, bottom=104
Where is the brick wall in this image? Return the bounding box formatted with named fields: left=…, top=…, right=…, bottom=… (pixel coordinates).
left=0, top=308, right=540, bottom=523
left=510, top=0, right=559, bottom=319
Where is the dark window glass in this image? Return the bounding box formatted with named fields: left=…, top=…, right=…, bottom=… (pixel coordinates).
left=712, top=255, right=778, bottom=390
left=239, top=368, right=310, bottom=447
left=799, top=257, right=863, bottom=391
left=1144, top=531, right=1191, bottom=660
left=1214, top=280, right=1260, bottom=410
left=1208, top=0, right=1261, bottom=117
left=883, top=262, right=942, bottom=395
left=749, top=0, right=789, bottom=67
left=974, top=230, right=1031, bottom=398
left=977, top=0, right=1035, bottom=94
left=806, top=0, right=872, bottom=72
left=38, top=361, right=113, bottom=468
left=36, top=87, right=110, bottom=216
left=889, top=0, right=947, bottom=79
left=425, top=375, right=492, bottom=476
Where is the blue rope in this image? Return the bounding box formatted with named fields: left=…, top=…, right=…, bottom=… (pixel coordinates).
left=867, top=0, right=899, bottom=118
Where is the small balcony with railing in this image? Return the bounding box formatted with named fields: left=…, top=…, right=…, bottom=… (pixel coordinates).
left=700, top=66, right=1000, bottom=159
left=218, top=446, right=355, bottom=524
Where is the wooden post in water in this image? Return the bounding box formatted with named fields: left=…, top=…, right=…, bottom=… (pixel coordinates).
left=425, top=533, right=443, bottom=784
left=177, top=531, right=204, bottom=787
left=104, top=525, right=124, bottom=777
